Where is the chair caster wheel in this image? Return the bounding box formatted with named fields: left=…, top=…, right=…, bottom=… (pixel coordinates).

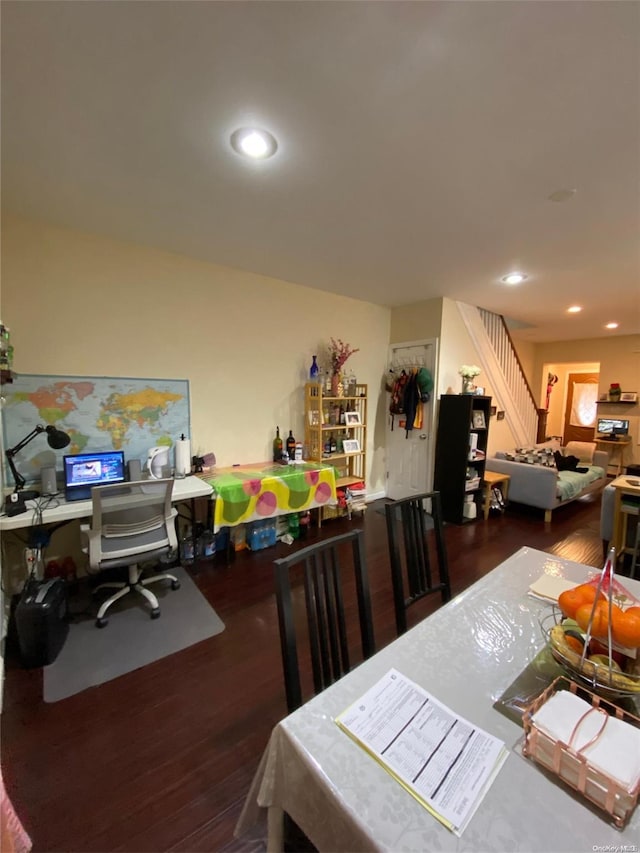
left=150, top=608, right=161, bottom=620
left=171, top=579, right=181, bottom=590
left=96, top=617, right=108, bottom=628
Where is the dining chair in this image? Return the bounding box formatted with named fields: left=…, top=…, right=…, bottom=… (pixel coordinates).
left=273, top=528, right=375, bottom=713
left=80, top=478, right=180, bottom=627
left=385, top=491, right=451, bottom=635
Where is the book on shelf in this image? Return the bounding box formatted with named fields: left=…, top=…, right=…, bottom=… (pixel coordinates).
left=336, top=668, right=508, bottom=837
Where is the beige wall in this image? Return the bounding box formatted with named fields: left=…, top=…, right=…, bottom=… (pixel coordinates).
left=389, top=298, right=442, bottom=345
left=2, top=215, right=391, bottom=493
left=534, top=337, right=640, bottom=466
left=542, top=361, right=599, bottom=439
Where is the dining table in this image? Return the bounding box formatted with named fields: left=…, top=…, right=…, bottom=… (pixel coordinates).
left=235, top=545, right=640, bottom=852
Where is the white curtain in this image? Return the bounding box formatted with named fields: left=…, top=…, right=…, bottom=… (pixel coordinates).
left=570, top=383, right=597, bottom=427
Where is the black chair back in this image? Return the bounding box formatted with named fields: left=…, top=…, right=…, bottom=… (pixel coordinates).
left=274, top=528, right=375, bottom=713
left=385, top=491, right=451, bottom=635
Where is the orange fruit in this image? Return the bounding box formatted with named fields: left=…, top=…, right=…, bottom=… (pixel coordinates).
left=558, top=588, right=586, bottom=620
left=558, top=584, right=604, bottom=620
left=573, top=583, right=604, bottom=604
left=612, top=606, right=640, bottom=649
left=564, top=634, right=584, bottom=654
left=575, top=600, right=623, bottom=640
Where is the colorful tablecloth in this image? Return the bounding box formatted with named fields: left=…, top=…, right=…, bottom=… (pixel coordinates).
left=207, top=462, right=337, bottom=531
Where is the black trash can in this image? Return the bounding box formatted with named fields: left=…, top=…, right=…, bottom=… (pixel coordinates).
left=15, top=577, right=69, bottom=668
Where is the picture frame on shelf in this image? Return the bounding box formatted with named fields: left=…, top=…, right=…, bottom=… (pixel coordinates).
left=344, top=411, right=361, bottom=426
left=472, top=410, right=486, bottom=429
left=620, top=392, right=637, bottom=402
left=343, top=438, right=361, bottom=454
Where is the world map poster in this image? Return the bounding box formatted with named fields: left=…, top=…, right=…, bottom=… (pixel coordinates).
left=2, top=374, right=190, bottom=486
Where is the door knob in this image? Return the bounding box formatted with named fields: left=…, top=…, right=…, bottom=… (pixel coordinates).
left=419, top=434, right=427, bottom=440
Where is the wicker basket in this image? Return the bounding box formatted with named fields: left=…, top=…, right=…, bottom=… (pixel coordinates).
left=522, top=676, right=640, bottom=828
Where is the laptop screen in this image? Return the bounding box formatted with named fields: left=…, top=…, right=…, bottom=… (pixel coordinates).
left=63, top=451, right=126, bottom=490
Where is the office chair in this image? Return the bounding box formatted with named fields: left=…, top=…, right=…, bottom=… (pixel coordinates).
left=274, top=528, right=375, bottom=713
left=80, top=478, right=180, bottom=628
left=385, top=491, right=451, bottom=636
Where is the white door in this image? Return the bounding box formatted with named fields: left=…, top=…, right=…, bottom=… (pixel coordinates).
left=386, top=339, right=438, bottom=500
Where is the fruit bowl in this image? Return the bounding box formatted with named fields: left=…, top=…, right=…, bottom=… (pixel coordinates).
left=540, top=609, right=640, bottom=699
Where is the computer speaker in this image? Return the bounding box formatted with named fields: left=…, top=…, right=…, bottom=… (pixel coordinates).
left=41, top=465, right=58, bottom=496
left=127, top=459, right=142, bottom=481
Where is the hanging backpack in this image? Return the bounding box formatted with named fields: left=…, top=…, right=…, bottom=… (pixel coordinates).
left=389, top=371, right=409, bottom=430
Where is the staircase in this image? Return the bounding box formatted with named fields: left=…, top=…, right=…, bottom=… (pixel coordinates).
left=457, top=303, right=546, bottom=447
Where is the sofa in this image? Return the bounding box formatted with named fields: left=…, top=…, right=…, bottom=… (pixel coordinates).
left=486, top=441, right=608, bottom=522
left=601, top=481, right=640, bottom=562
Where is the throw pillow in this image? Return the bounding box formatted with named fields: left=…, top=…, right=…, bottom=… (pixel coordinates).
left=535, top=438, right=562, bottom=453
left=504, top=448, right=556, bottom=467
left=564, top=440, right=596, bottom=464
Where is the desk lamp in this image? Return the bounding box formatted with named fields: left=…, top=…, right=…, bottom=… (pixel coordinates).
left=4, top=425, right=71, bottom=514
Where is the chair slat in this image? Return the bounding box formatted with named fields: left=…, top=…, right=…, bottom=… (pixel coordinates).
left=274, top=528, right=375, bottom=713
left=386, top=492, right=451, bottom=636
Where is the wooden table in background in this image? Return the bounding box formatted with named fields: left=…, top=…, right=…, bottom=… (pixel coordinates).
left=609, top=473, right=640, bottom=561
left=482, top=470, right=510, bottom=520
left=594, top=437, right=632, bottom=477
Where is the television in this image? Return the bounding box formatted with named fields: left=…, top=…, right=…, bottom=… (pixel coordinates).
left=596, top=417, right=629, bottom=437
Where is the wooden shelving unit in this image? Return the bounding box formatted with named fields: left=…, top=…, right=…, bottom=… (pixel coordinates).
left=433, top=394, right=492, bottom=524
left=304, top=381, right=367, bottom=491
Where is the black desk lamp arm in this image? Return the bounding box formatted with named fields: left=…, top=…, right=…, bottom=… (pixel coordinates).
left=5, top=425, right=46, bottom=491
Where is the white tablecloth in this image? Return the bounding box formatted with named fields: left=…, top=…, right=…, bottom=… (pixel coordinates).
left=236, top=546, right=640, bottom=852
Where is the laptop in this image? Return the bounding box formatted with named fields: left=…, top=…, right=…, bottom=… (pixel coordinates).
left=63, top=451, right=126, bottom=501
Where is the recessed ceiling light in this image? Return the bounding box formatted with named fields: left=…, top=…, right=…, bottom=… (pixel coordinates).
left=605, top=322, right=619, bottom=330
left=567, top=306, right=582, bottom=313
left=501, top=272, right=527, bottom=285
left=230, top=127, right=278, bottom=159
left=548, top=188, right=577, bottom=203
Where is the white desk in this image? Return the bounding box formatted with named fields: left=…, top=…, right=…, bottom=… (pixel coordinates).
left=236, top=546, right=640, bottom=852
left=0, top=475, right=213, bottom=531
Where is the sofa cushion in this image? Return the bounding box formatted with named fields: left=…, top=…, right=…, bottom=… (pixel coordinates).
left=564, top=441, right=596, bottom=464
left=557, top=466, right=605, bottom=501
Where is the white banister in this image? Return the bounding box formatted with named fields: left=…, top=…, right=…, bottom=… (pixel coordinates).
left=457, top=303, right=539, bottom=447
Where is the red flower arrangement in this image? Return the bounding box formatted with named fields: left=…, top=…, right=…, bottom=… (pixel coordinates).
left=329, top=338, right=359, bottom=375
left=609, top=383, right=620, bottom=390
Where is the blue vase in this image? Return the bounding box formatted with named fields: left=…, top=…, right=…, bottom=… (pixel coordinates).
left=310, top=355, right=319, bottom=382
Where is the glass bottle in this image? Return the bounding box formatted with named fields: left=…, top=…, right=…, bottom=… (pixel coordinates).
left=299, top=511, right=311, bottom=539
left=198, top=529, right=216, bottom=562
left=273, top=426, right=283, bottom=462
left=309, top=355, right=319, bottom=382
left=288, top=512, right=300, bottom=539
left=180, top=529, right=195, bottom=566
left=330, top=433, right=337, bottom=453
left=286, top=430, right=296, bottom=460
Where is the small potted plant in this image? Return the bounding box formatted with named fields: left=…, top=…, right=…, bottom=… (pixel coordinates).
left=459, top=364, right=481, bottom=394
left=608, top=382, right=621, bottom=402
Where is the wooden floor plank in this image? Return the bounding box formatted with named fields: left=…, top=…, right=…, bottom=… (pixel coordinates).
left=2, top=496, right=606, bottom=852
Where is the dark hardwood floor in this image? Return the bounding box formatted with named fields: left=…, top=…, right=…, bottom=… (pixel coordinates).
left=2, top=494, right=606, bottom=852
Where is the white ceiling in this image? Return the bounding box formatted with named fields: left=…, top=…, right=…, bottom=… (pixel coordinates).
left=2, top=1, right=639, bottom=343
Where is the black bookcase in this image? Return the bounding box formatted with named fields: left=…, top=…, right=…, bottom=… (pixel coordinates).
left=433, top=394, right=492, bottom=524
